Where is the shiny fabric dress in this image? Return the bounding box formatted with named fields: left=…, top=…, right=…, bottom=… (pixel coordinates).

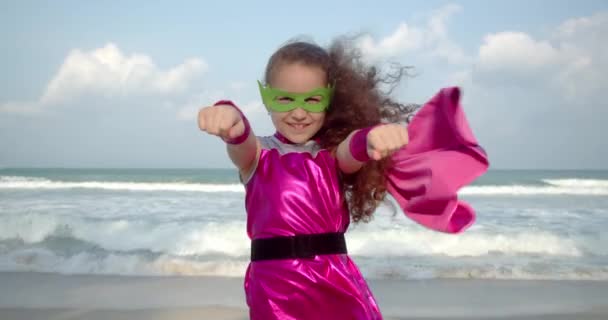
left=242, top=87, right=489, bottom=320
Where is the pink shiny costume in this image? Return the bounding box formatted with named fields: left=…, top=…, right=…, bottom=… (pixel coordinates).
left=243, top=87, right=489, bottom=319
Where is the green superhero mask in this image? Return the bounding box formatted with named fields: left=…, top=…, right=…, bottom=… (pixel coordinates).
left=258, top=80, right=333, bottom=113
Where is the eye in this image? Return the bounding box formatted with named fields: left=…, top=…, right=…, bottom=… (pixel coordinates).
left=305, top=95, right=322, bottom=104
left=276, top=96, right=294, bottom=104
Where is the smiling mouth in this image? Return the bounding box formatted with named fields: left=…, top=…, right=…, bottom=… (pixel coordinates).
left=288, top=123, right=311, bottom=130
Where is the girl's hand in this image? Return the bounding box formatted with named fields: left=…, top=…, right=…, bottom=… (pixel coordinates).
left=367, top=124, right=409, bottom=160
left=198, top=104, right=245, bottom=141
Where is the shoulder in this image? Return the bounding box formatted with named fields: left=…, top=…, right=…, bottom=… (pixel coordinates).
left=258, top=135, right=280, bottom=150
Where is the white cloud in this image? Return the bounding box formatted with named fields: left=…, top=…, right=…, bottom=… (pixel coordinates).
left=1, top=43, right=207, bottom=115
left=461, top=11, right=608, bottom=169
left=552, top=12, right=608, bottom=99
left=357, top=4, right=469, bottom=65
left=476, top=32, right=561, bottom=75
left=42, top=43, right=206, bottom=105
left=358, top=23, right=424, bottom=60
left=473, top=12, right=607, bottom=100
left=556, top=11, right=608, bottom=38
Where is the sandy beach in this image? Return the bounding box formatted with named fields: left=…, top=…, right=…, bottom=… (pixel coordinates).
left=1, top=272, right=607, bottom=320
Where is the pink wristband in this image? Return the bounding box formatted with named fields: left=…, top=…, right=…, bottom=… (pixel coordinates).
left=213, top=100, right=251, bottom=145
left=349, top=126, right=376, bottom=162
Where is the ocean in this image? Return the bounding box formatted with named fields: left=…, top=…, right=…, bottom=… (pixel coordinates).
left=1, top=168, right=607, bottom=281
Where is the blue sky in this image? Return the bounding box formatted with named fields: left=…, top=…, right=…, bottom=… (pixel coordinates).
left=1, top=1, right=607, bottom=169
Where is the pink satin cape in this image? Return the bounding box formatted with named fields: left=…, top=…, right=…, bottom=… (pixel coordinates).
left=242, top=87, right=489, bottom=319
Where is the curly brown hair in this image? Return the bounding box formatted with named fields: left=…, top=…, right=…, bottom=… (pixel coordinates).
left=264, top=36, right=419, bottom=223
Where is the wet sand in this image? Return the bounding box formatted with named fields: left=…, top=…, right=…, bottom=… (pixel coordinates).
left=1, top=272, right=607, bottom=319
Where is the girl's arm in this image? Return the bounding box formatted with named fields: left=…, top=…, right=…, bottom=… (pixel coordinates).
left=198, top=101, right=260, bottom=179
left=335, top=124, right=408, bottom=174
left=227, top=133, right=260, bottom=181
left=335, top=130, right=365, bottom=174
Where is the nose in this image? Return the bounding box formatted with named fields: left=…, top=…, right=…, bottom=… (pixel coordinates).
left=290, top=107, right=307, bottom=121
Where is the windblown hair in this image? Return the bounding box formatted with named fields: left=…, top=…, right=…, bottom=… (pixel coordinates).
left=264, top=36, right=419, bottom=223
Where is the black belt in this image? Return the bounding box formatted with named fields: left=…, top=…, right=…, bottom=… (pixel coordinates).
left=251, top=232, right=347, bottom=261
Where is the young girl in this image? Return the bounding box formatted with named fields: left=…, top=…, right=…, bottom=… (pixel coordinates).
left=198, top=38, right=488, bottom=320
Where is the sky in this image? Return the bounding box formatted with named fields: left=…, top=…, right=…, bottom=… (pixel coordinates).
left=1, top=0, right=607, bottom=169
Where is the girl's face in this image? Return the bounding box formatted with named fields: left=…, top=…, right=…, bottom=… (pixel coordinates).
left=269, top=63, right=327, bottom=144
